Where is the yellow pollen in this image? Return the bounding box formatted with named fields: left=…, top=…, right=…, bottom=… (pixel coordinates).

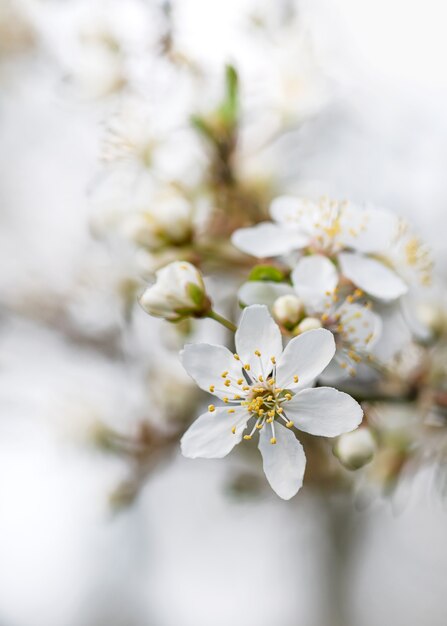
left=321, top=313, right=329, bottom=322
left=256, top=422, right=263, bottom=429
left=271, top=356, right=276, bottom=364
left=242, top=385, right=250, bottom=391
left=266, top=417, right=273, bottom=424
left=224, top=380, right=231, bottom=387
left=243, top=435, right=252, bottom=440
left=267, top=395, right=273, bottom=401
left=254, top=350, right=261, bottom=357
left=244, top=364, right=251, bottom=371
left=234, top=394, right=241, bottom=400
left=223, top=397, right=229, bottom=403
left=270, top=437, right=277, bottom=445
left=233, top=354, right=240, bottom=360
left=270, top=378, right=276, bottom=385
left=209, top=385, right=215, bottom=392
left=221, top=371, right=228, bottom=378
left=268, top=410, right=275, bottom=418
left=228, top=409, right=235, bottom=414
left=237, top=378, right=244, bottom=385
left=286, top=421, right=294, bottom=428
left=208, top=405, right=215, bottom=412
left=258, top=375, right=264, bottom=382
left=285, top=393, right=292, bottom=400
left=293, top=375, right=299, bottom=383
left=231, top=426, right=236, bottom=434
left=277, top=407, right=283, bottom=414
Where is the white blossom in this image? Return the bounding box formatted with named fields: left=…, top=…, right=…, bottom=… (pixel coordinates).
left=232, top=196, right=409, bottom=301
left=139, top=261, right=209, bottom=321
left=239, top=255, right=382, bottom=378
left=180, top=305, right=362, bottom=499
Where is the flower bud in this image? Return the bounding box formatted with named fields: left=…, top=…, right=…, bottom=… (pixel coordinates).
left=139, top=261, right=211, bottom=321
left=333, top=428, right=376, bottom=470
left=272, top=294, right=303, bottom=326
left=293, top=316, right=322, bottom=334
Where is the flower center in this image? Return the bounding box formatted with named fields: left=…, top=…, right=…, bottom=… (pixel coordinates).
left=241, top=376, right=295, bottom=444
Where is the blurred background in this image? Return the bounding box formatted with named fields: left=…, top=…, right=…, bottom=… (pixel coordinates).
left=1, top=1, right=447, bottom=625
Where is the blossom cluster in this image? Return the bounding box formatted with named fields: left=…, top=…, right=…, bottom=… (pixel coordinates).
left=74, top=0, right=444, bottom=502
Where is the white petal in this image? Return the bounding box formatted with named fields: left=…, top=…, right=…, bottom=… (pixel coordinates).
left=181, top=407, right=250, bottom=459
left=181, top=343, right=243, bottom=399
left=336, top=302, right=382, bottom=350
left=286, top=387, right=363, bottom=437
left=235, top=305, right=283, bottom=379
left=275, top=328, right=335, bottom=389
left=338, top=252, right=408, bottom=300
left=291, top=255, right=339, bottom=312
left=238, top=281, right=294, bottom=308
left=258, top=423, right=306, bottom=500
left=231, top=222, right=307, bottom=258
left=270, top=195, right=317, bottom=226
left=338, top=205, right=399, bottom=253
left=371, top=301, right=411, bottom=362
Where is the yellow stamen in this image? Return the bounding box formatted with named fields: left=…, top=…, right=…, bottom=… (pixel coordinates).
left=293, top=375, right=299, bottom=383
left=208, top=405, right=215, bottom=413
left=270, top=437, right=277, bottom=445
left=209, top=385, right=215, bottom=392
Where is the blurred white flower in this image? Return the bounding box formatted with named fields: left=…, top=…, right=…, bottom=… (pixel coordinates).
left=232, top=196, right=409, bottom=301
left=334, top=428, right=376, bottom=470
left=139, top=261, right=209, bottom=322
left=180, top=305, right=362, bottom=499
left=239, top=255, right=382, bottom=378
left=121, top=186, right=194, bottom=251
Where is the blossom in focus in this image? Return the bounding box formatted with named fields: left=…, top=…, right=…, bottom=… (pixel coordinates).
left=180, top=305, right=363, bottom=499
left=239, top=255, right=382, bottom=378
left=139, top=261, right=210, bottom=322
left=232, top=196, right=410, bottom=301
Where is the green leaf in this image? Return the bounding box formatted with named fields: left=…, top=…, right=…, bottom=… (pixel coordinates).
left=248, top=265, right=285, bottom=283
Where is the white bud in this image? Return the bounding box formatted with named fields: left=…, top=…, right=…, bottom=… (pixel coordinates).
left=272, top=294, right=303, bottom=326
left=139, top=261, right=209, bottom=321
left=334, top=428, right=376, bottom=470
left=122, top=190, right=193, bottom=251
left=294, top=316, right=322, bottom=334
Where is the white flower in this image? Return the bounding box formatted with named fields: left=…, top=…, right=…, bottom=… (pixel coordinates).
left=239, top=255, right=382, bottom=378
left=122, top=186, right=193, bottom=251
left=334, top=428, right=376, bottom=470
left=232, top=196, right=408, bottom=301
left=180, top=305, right=363, bottom=499
left=139, top=261, right=210, bottom=321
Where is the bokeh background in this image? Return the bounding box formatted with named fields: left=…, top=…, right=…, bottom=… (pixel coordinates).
left=1, top=1, right=447, bottom=625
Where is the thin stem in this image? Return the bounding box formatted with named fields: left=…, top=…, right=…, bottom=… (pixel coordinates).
left=207, top=309, right=237, bottom=332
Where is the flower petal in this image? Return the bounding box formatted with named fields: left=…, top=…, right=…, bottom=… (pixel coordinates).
left=338, top=205, right=399, bottom=253
left=291, top=255, right=339, bottom=312
left=286, top=387, right=363, bottom=437
left=235, top=305, right=283, bottom=380
left=181, top=407, right=250, bottom=459
left=336, top=302, right=382, bottom=351
left=231, top=222, right=307, bottom=258
left=258, top=423, right=306, bottom=500
left=338, top=252, right=408, bottom=300
left=275, top=328, right=335, bottom=389
left=238, top=281, right=294, bottom=308
left=181, top=343, right=243, bottom=399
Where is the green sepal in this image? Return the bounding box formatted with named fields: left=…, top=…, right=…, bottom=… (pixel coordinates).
left=248, top=265, right=285, bottom=283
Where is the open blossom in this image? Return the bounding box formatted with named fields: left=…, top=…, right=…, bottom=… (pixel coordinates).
left=139, top=261, right=210, bottom=321
left=232, top=196, right=409, bottom=301
left=239, top=255, right=381, bottom=378
left=180, top=305, right=363, bottom=499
